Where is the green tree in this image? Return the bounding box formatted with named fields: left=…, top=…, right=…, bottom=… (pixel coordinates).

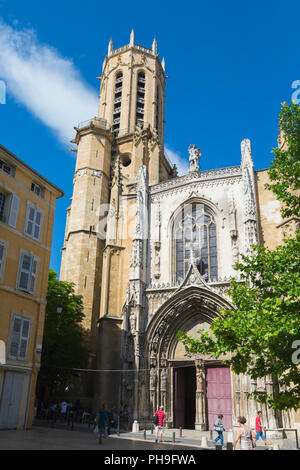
left=178, top=103, right=300, bottom=411
left=37, top=270, right=89, bottom=401
left=266, top=102, right=300, bottom=218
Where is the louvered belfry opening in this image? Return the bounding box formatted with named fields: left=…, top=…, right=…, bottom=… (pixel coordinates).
left=113, top=72, right=123, bottom=136
left=136, top=72, right=145, bottom=128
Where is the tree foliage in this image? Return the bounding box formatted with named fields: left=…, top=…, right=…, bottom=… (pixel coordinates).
left=265, top=102, right=300, bottom=218
left=37, top=270, right=89, bottom=400
left=178, top=103, right=300, bottom=411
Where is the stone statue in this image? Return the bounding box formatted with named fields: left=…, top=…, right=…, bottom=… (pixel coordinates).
left=129, top=312, right=136, bottom=334
left=161, top=368, right=167, bottom=391
left=188, top=144, right=201, bottom=172
left=150, top=368, right=157, bottom=390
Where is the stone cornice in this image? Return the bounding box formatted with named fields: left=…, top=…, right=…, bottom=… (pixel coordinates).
left=149, top=166, right=242, bottom=200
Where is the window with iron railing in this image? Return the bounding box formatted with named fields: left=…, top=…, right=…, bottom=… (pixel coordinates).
left=0, top=159, right=13, bottom=175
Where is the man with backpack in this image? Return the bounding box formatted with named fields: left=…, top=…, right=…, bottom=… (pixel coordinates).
left=153, top=405, right=166, bottom=443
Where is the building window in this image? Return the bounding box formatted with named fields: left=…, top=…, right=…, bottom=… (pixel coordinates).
left=0, top=159, right=13, bottom=175
left=0, top=240, right=6, bottom=280
left=112, top=72, right=123, bottom=137
left=136, top=72, right=145, bottom=127
left=31, top=182, right=44, bottom=198
left=0, top=190, right=20, bottom=227
left=8, top=315, right=31, bottom=361
left=25, top=203, right=43, bottom=241
left=17, top=252, right=38, bottom=294
left=0, top=192, right=6, bottom=221
left=174, top=203, right=218, bottom=282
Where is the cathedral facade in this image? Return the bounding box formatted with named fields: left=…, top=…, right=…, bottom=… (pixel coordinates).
left=60, top=32, right=297, bottom=432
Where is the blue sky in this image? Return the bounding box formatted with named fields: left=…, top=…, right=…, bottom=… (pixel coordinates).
left=0, top=0, right=299, bottom=274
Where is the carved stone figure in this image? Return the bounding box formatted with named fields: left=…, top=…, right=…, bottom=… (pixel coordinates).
left=149, top=367, right=157, bottom=390
left=129, top=312, right=136, bottom=334
left=188, top=144, right=201, bottom=172
left=160, top=368, right=167, bottom=391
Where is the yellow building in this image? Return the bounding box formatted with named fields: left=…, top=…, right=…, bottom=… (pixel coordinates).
left=0, top=144, right=63, bottom=429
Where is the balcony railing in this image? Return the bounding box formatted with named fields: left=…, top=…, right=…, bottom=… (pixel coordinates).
left=110, top=43, right=153, bottom=57
left=77, top=117, right=107, bottom=130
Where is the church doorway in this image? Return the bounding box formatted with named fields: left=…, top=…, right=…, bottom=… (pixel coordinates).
left=173, top=365, right=196, bottom=429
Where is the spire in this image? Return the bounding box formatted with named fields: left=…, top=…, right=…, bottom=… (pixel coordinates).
left=108, top=38, right=114, bottom=56
left=161, top=57, right=165, bottom=72
left=130, top=29, right=135, bottom=46
left=152, top=37, right=157, bottom=54
left=240, top=138, right=253, bottom=168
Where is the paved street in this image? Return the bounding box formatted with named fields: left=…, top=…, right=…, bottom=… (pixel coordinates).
left=0, top=425, right=204, bottom=451
left=0, top=422, right=297, bottom=450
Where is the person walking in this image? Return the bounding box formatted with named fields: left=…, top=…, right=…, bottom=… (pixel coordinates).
left=154, top=405, right=166, bottom=443
left=255, top=411, right=271, bottom=449
left=213, top=414, right=225, bottom=448
left=233, top=416, right=256, bottom=450
left=97, top=403, right=109, bottom=444
left=60, top=400, right=68, bottom=421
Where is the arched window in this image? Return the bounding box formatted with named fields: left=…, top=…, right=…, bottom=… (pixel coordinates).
left=112, top=72, right=123, bottom=136
left=136, top=72, right=145, bottom=127
left=174, top=202, right=217, bottom=282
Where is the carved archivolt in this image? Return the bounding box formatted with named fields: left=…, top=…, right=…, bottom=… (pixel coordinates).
left=146, top=285, right=232, bottom=363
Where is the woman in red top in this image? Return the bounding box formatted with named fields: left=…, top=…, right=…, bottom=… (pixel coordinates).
left=154, top=405, right=166, bottom=443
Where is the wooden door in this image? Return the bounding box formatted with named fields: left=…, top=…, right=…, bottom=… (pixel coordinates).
left=0, top=372, right=25, bottom=429
left=206, top=366, right=232, bottom=431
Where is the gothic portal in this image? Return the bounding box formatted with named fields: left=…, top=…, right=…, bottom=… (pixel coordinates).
left=60, top=32, right=296, bottom=431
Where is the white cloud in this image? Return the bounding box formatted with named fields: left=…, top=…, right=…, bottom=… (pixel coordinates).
left=0, top=21, right=98, bottom=144
left=165, top=145, right=189, bottom=176
left=0, top=20, right=192, bottom=176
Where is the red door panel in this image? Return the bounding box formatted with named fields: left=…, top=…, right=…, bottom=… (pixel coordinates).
left=206, top=366, right=232, bottom=431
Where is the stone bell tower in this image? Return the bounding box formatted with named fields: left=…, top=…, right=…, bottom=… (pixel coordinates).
left=60, top=32, right=175, bottom=403
left=98, top=29, right=175, bottom=186
left=94, top=31, right=175, bottom=410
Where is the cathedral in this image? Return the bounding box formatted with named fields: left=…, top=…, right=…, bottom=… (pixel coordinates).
left=60, top=31, right=297, bottom=432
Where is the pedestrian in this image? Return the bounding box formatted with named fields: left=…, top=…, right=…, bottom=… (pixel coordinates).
left=255, top=411, right=271, bottom=449
left=233, top=416, right=256, bottom=450
left=60, top=400, right=68, bottom=421
left=213, top=414, right=225, bottom=448
left=154, top=405, right=166, bottom=443
left=127, top=408, right=133, bottom=431
left=97, top=403, right=109, bottom=444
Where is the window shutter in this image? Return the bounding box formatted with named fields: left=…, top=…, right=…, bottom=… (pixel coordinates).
left=9, top=317, right=22, bottom=358
left=8, top=194, right=20, bottom=228
left=25, top=205, right=35, bottom=237
left=19, top=319, right=31, bottom=359
left=25, top=205, right=43, bottom=240
left=0, top=242, right=5, bottom=276
left=29, top=258, right=38, bottom=294
left=9, top=316, right=31, bottom=360
left=18, top=253, right=32, bottom=291
left=33, top=210, right=43, bottom=240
